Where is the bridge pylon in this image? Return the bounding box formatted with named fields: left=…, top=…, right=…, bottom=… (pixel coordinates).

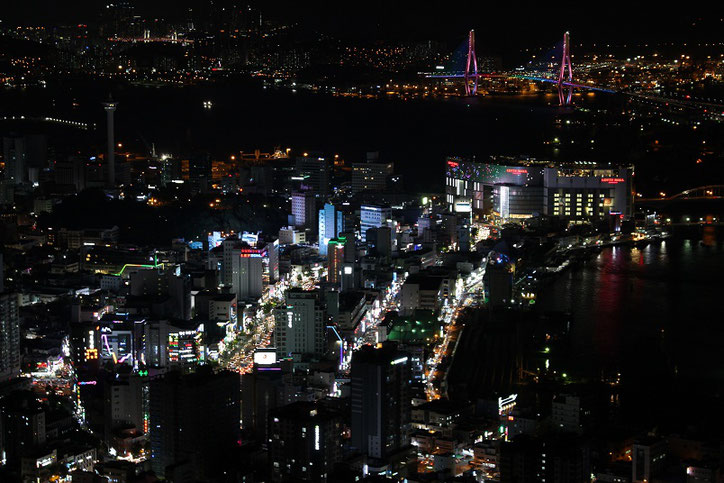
left=558, top=31, right=573, bottom=105
left=464, top=29, right=478, bottom=96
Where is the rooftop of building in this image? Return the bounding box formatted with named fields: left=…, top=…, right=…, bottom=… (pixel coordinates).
left=404, top=273, right=445, bottom=291
left=269, top=400, right=339, bottom=422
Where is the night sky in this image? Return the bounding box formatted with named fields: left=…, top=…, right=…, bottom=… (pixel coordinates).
left=2, top=1, right=721, bottom=51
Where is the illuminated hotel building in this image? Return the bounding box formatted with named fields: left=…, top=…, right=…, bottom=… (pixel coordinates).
left=445, top=157, right=633, bottom=222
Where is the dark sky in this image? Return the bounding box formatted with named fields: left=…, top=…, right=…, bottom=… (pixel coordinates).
left=1, top=1, right=721, bottom=51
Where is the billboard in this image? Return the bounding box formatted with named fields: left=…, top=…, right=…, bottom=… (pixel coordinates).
left=253, top=350, right=277, bottom=365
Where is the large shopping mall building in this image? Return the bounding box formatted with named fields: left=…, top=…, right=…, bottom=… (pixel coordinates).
left=445, top=156, right=634, bottom=222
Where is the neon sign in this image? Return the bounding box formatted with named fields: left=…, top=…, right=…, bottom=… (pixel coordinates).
left=601, top=178, right=624, bottom=184
left=447, top=161, right=459, bottom=168
left=506, top=168, right=528, bottom=175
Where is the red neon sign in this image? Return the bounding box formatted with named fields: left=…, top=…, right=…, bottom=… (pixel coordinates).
left=447, top=161, right=459, bottom=168
left=506, top=168, right=528, bottom=175
left=601, top=178, right=625, bottom=184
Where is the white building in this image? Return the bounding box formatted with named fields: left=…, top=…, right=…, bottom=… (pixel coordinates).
left=274, top=290, right=326, bottom=362
left=360, top=204, right=391, bottom=243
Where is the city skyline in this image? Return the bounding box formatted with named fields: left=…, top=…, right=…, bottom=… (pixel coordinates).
left=0, top=3, right=722, bottom=483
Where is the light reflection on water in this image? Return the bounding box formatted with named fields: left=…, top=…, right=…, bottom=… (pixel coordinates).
left=536, top=234, right=724, bottom=382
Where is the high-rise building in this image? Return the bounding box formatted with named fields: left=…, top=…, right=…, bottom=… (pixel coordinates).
left=551, top=394, right=582, bottom=434
left=0, top=292, right=21, bottom=382
left=326, top=237, right=348, bottom=287
left=241, top=365, right=285, bottom=443
left=350, top=342, right=411, bottom=461
left=104, top=371, right=149, bottom=439
left=150, top=368, right=240, bottom=479
left=273, top=290, right=326, bottom=363
left=295, top=156, right=330, bottom=195
left=103, top=99, right=118, bottom=187
left=129, top=267, right=190, bottom=320
left=632, top=436, right=667, bottom=483
left=291, top=191, right=317, bottom=231
left=351, top=152, right=393, bottom=194
left=318, top=203, right=343, bottom=256
left=3, top=135, right=27, bottom=184
left=485, top=252, right=514, bottom=307
left=500, top=434, right=590, bottom=483
left=221, top=239, right=264, bottom=301
left=268, top=401, right=343, bottom=482
left=360, top=204, right=391, bottom=243
left=0, top=391, right=46, bottom=464
left=264, top=240, right=280, bottom=283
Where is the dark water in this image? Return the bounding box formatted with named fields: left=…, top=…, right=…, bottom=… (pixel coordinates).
left=1, top=80, right=721, bottom=193
left=536, top=228, right=724, bottom=425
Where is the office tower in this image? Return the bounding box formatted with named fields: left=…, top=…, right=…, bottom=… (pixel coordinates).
left=318, top=203, right=343, bottom=256
left=104, top=371, right=149, bottom=439
left=295, top=156, right=330, bottom=195
left=150, top=368, right=240, bottom=479
left=262, top=240, right=280, bottom=283
left=0, top=391, right=46, bottom=464
left=3, top=134, right=46, bottom=185
left=3, top=135, right=26, bottom=184
left=269, top=401, right=343, bottom=483
left=552, top=394, right=582, bottom=434
left=350, top=342, right=411, bottom=460
left=278, top=226, right=307, bottom=245
left=485, top=252, right=514, bottom=307
left=221, top=239, right=263, bottom=301
left=273, top=290, right=326, bottom=362
left=291, top=191, right=317, bottom=231
left=103, top=99, right=118, bottom=186
left=632, top=437, right=667, bottom=483
left=0, top=292, right=21, bottom=382
left=368, top=226, right=392, bottom=257
left=360, top=204, right=391, bottom=243
left=241, top=366, right=284, bottom=443
left=54, top=157, right=86, bottom=192
left=327, top=235, right=355, bottom=291
left=188, top=152, right=212, bottom=193
left=500, top=434, right=590, bottom=483
left=327, top=237, right=346, bottom=286
left=129, top=267, right=190, bottom=320
left=351, top=152, right=394, bottom=194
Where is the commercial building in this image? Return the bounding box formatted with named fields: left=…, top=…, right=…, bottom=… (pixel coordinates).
left=318, top=203, right=344, bottom=256
left=632, top=436, right=667, bottom=483
left=279, top=226, right=307, bottom=245
left=291, top=191, right=317, bottom=231
left=295, top=156, right=330, bottom=195
left=445, top=157, right=633, bottom=222
left=149, top=368, right=240, bottom=479
left=350, top=342, right=411, bottom=461
left=221, top=238, right=264, bottom=301
left=273, top=290, right=326, bottom=363
left=360, top=204, right=392, bottom=243
left=551, top=394, right=583, bottom=434
left=327, top=236, right=355, bottom=289
left=0, top=292, right=21, bottom=382
left=400, top=274, right=444, bottom=316
left=104, top=372, right=149, bottom=437
left=484, top=252, right=515, bottom=307
left=268, top=401, right=343, bottom=482
left=352, top=152, right=394, bottom=194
